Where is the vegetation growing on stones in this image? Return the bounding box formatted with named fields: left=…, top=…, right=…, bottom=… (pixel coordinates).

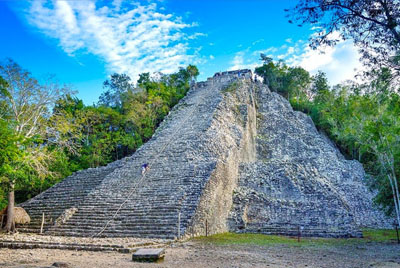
left=222, top=81, right=240, bottom=94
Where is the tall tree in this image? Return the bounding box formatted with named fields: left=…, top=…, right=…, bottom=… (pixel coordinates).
left=287, top=0, right=400, bottom=80
left=285, top=66, right=312, bottom=101
left=255, top=58, right=283, bottom=92
left=311, top=71, right=330, bottom=97
left=0, top=76, right=9, bottom=119
left=186, top=65, right=200, bottom=84
left=333, top=95, right=400, bottom=225
left=99, top=73, right=134, bottom=109
left=0, top=120, right=23, bottom=231
left=137, top=73, right=151, bottom=88
left=255, top=57, right=311, bottom=100
left=0, top=59, right=70, bottom=232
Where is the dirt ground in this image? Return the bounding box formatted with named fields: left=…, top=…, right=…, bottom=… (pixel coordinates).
left=0, top=240, right=399, bottom=268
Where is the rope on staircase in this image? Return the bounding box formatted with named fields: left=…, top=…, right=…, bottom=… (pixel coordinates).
left=92, top=76, right=250, bottom=238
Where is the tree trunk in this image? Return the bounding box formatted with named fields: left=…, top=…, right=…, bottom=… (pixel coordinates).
left=378, top=153, right=400, bottom=226
left=389, top=162, right=400, bottom=226
left=5, top=181, right=15, bottom=233
left=388, top=174, right=400, bottom=226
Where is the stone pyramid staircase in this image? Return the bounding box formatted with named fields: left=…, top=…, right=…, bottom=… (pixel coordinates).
left=20, top=71, right=257, bottom=238
left=18, top=165, right=117, bottom=233
left=19, top=69, right=388, bottom=239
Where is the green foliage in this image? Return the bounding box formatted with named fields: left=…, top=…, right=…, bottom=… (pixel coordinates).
left=0, top=60, right=199, bottom=208
left=0, top=120, right=23, bottom=187
left=195, top=232, right=300, bottom=246
left=311, top=71, right=329, bottom=96
left=306, top=82, right=400, bottom=219
left=255, top=58, right=311, bottom=100
left=186, top=64, right=200, bottom=82
left=287, top=0, right=400, bottom=81
left=0, top=59, right=77, bottom=219
left=0, top=75, right=9, bottom=123
left=0, top=119, right=40, bottom=210
left=222, top=81, right=239, bottom=94
left=55, top=65, right=198, bottom=171
left=99, top=73, right=134, bottom=109
left=0, top=58, right=198, bottom=209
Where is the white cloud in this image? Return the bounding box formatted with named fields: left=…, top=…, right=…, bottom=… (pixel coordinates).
left=229, top=51, right=245, bottom=70
left=187, top=32, right=207, bottom=40
left=24, top=1, right=200, bottom=82
left=252, top=39, right=264, bottom=45
left=229, top=50, right=259, bottom=71
left=233, top=30, right=362, bottom=85
left=253, top=32, right=363, bottom=85
left=287, top=39, right=363, bottom=85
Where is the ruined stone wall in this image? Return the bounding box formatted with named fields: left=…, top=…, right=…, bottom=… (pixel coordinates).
left=228, top=84, right=391, bottom=237
left=187, top=78, right=257, bottom=236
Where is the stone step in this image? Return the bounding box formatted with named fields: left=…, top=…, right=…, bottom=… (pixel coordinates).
left=65, top=218, right=183, bottom=224
left=18, top=80, right=225, bottom=238
left=27, top=210, right=184, bottom=220
left=50, top=225, right=178, bottom=233
left=45, top=230, right=177, bottom=239
left=54, top=221, right=180, bottom=228
left=235, top=227, right=362, bottom=238
left=17, top=227, right=42, bottom=234
left=25, top=196, right=194, bottom=205
left=27, top=205, right=183, bottom=210
left=29, top=213, right=186, bottom=221
left=0, top=239, right=125, bottom=248
left=27, top=205, right=185, bottom=212
left=0, top=241, right=130, bottom=253
left=25, top=221, right=190, bottom=231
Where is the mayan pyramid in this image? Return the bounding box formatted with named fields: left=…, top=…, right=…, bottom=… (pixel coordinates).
left=20, top=70, right=389, bottom=238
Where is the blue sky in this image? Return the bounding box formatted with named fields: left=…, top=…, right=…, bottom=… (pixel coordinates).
left=0, top=0, right=362, bottom=104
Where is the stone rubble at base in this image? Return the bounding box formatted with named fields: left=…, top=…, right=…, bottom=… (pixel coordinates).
left=18, top=70, right=390, bottom=239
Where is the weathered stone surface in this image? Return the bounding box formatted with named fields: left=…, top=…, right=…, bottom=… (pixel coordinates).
left=228, top=84, right=390, bottom=237
left=19, top=69, right=389, bottom=239
left=54, top=207, right=78, bottom=227
left=20, top=70, right=256, bottom=239
left=0, top=240, right=130, bottom=253
left=132, top=248, right=165, bottom=262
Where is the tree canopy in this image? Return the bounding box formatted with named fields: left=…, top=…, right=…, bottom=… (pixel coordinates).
left=0, top=59, right=74, bottom=231
left=287, top=0, right=400, bottom=80
left=256, top=56, right=400, bottom=224
left=0, top=59, right=199, bottom=232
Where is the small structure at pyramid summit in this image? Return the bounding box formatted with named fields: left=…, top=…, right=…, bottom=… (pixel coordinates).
left=20, top=69, right=390, bottom=239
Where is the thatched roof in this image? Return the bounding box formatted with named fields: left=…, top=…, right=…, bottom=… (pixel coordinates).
left=0, top=206, right=31, bottom=224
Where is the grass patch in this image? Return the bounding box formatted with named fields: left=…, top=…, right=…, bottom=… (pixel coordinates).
left=222, top=81, right=239, bottom=94
left=195, top=233, right=301, bottom=246
left=362, top=228, right=399, bottom=242
left=193, top=229, right=399, bottom=247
